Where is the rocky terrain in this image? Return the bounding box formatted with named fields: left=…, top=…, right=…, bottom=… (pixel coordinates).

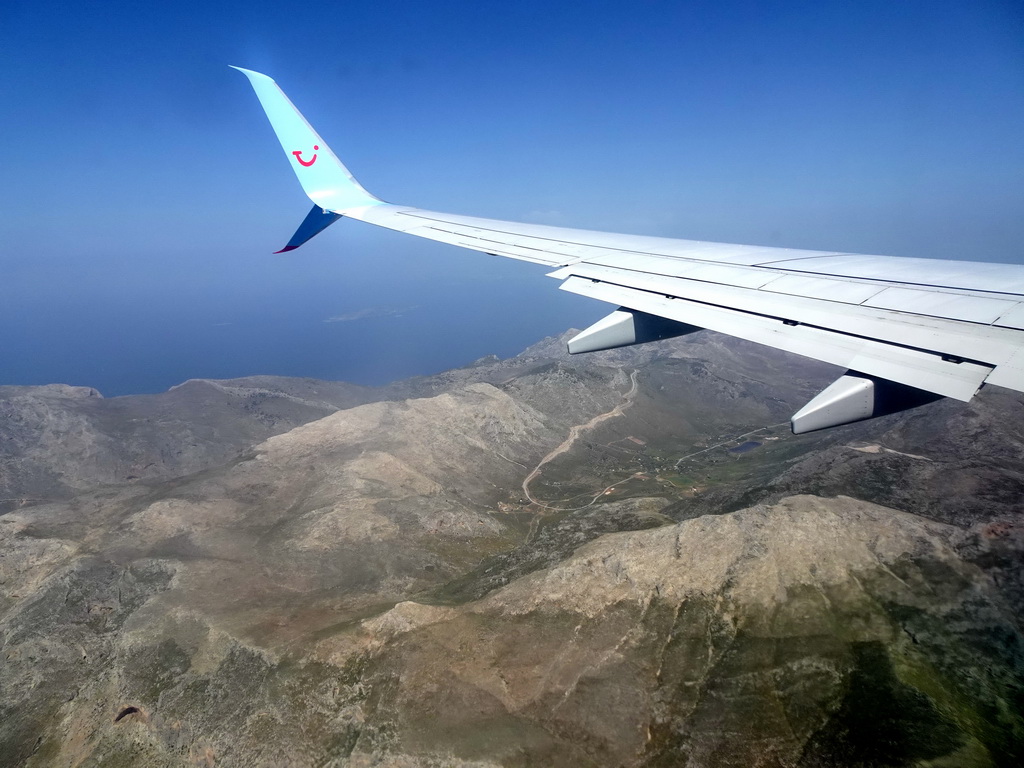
left=0, top=331, right=1021, bottom=767
left=0, top=378, right=378, bottom=506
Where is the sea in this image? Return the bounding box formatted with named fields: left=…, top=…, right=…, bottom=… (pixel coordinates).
left=1, top=251, right=604, bottom=397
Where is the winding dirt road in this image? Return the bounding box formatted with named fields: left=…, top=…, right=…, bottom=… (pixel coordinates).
left=522, top=369, right=639, bottom=511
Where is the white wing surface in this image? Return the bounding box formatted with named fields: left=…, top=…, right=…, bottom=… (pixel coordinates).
left=234, top=67, right=1024, bottom=432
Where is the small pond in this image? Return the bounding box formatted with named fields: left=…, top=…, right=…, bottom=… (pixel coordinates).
left=729, top=441, right=762, bottom=454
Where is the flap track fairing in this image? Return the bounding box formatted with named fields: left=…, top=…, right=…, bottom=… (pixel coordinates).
left=791, top=372, right=943, bottom=434
left=568, top=308, right=700, bottom=354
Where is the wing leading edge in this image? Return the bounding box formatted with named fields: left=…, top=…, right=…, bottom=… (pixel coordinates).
left=233, top=67, right=1024, bottom=433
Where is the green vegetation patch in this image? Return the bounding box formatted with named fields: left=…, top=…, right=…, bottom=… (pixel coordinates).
left=799, top=641, right=965, bottom=767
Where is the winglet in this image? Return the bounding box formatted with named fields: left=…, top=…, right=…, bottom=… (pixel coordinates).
left=274, top=204, right=344, bottom=253
left=231, top=66, right=383, bottom=213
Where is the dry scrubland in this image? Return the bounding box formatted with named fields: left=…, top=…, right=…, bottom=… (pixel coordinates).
left=1, top=332, right=1022, bottom=766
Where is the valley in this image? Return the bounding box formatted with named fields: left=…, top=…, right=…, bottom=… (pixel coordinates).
left=1, top=330, right=1021, bottom=767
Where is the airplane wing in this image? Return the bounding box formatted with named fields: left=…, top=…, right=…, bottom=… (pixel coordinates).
left=233, top=67, right=1024, bottom=433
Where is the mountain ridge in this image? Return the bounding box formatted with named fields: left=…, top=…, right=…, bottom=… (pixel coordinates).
left=1, top=331, right=1021, bottom=766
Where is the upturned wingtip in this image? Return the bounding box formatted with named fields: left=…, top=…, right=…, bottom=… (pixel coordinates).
left=229, top=65, right=275, bottom=83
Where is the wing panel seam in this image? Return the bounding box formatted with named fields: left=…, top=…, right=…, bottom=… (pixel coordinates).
left=582, top=275, right=996, bottom=371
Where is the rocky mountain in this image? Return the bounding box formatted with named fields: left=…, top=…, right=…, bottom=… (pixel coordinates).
left=0, top=378, right=378, bottom=507
left=0, top=331, right=1021, bottom=767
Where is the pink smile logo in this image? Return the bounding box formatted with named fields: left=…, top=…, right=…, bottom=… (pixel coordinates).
left=292, top=145, right=319, bottom=167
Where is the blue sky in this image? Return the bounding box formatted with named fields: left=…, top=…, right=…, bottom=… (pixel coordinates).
left=2, top=1, right=1022, bottom=395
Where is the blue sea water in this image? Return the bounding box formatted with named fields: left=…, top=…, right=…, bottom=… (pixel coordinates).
left=1, top=243, right=605, bottom=397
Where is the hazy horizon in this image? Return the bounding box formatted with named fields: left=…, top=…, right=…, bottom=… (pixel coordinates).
left=0, top=242, right=605, bottom=397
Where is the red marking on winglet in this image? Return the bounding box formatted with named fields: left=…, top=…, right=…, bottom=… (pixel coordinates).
left=291, top=145, right=319, bottom=167
left=274, top=245, right=299, bottom=254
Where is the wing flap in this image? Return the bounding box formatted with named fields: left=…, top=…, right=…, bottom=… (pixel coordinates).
left=755, top=274, right=886, bottom=304
left=559, top=275, right=992, bottom=401
left=863, top=287, right=1018, bottom=325
left=994, top=304, right=1024, bottom=331
left=763, top=254, right=1024, bottom=294
left=551, top=262, right=1022, bottom=365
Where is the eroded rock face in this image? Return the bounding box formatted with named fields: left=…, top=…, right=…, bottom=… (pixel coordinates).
left=6, top=491, right=1017, bottom=767
left=330, top=496, right=1023, bottom=767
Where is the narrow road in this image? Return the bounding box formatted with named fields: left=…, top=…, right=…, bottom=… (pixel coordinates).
left=522, top=370, right=639, bottom=511
left=672, top=422, right=788, bottom=469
